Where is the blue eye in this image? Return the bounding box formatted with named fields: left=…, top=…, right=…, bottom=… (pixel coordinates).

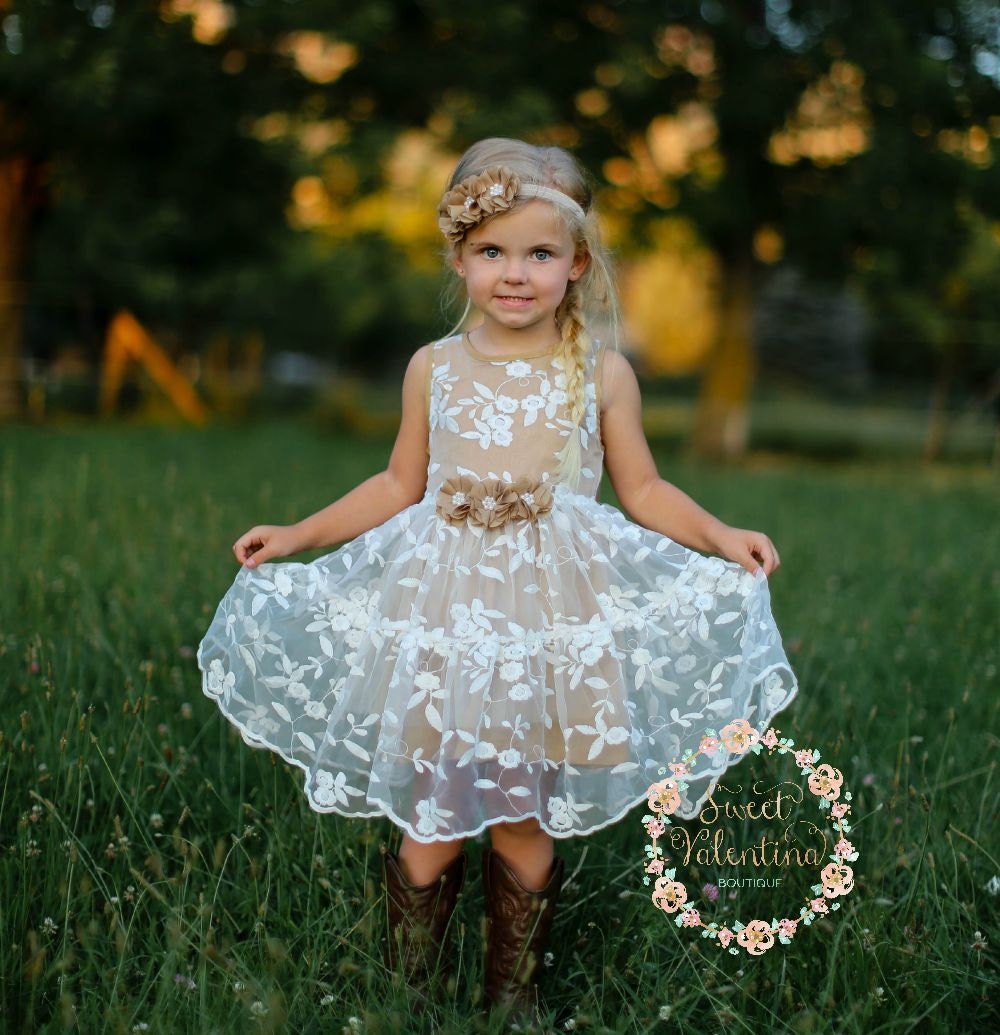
left=533, top=249, right=552, bottom=261
left=483, top=246, right=501, bottom=258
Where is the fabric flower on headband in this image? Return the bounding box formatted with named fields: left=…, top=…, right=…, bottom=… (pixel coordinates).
left=438, top=166, right=521, bottom=243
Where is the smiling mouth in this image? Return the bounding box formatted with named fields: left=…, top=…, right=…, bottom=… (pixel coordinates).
left=496, top=295, right=532, bottom=302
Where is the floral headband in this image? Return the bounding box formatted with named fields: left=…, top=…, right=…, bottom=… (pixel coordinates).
left=437, top=166, right=587, bottom=244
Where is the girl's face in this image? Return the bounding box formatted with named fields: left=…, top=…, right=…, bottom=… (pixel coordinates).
left=454, top=200, right=588, bottom=345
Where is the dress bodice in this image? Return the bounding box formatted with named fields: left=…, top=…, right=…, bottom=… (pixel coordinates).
left=426, top=333, right=605, bottom=500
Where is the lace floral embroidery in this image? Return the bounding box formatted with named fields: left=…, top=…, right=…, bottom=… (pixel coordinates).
left=436, top=475, right=553, bottom=529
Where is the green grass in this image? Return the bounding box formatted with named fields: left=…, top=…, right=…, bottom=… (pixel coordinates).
left=1, top=422, right=998, bottom=1034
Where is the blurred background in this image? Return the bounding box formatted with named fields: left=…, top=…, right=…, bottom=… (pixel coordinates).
left=2, top=0, right=999, bottom=463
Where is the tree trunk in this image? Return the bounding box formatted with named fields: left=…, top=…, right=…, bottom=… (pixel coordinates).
left=0, top=154, right=42, bottom=421
left=691, top=249, right=756, bottom=460
left=922, top=339, right=958, bottom=463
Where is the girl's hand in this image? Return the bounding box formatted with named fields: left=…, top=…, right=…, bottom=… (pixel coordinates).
left=233, top=524, right=301, bottom=568
left=711, top=525, right=781, bottom=577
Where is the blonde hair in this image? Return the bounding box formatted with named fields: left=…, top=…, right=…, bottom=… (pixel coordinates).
left=440, top=137, right=620, bottom=489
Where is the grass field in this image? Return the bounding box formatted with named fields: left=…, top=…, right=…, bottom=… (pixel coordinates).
left=1, top=422, right=998, bottom=1034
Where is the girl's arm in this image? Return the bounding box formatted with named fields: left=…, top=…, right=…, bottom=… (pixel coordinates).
left=235, top=345, right=431, bottom=567
left=599, top=349, right=780, bottom=576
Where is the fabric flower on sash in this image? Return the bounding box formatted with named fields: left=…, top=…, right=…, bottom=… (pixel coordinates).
left=469, top=478, right=522, bottom=529
left=436, top=475, right=476, bottom=524
left=508, top=478, right=553, bottom=521
left=436, top=475, right=554, bottom=528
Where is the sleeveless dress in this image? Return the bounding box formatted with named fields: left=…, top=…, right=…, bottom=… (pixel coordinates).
left=198, top=333, right=798, bottom=842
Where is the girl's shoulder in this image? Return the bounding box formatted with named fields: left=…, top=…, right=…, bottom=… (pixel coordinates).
left=595, top=345, right=639, bottom=412
left=428, top=333, right=464, bottom=353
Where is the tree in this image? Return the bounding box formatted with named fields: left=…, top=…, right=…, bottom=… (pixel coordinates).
left=563, top=1, right=1000, bottom=457
left=303, top=0, right=1000, bottom=456
left=3, top=0, right=998, bottom=435
left=0, top=0, right=311, bottom=417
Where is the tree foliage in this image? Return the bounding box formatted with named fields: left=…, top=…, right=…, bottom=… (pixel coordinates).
left=0, top=0, right=997, bottom=427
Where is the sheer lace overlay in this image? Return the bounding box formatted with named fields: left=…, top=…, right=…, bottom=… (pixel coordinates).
left=198, top=334, right=799, bottom=841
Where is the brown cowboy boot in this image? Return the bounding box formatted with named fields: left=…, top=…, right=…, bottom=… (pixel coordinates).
left=381, top=846, right=468, bottom=1002
left=482, top=847, right=564, bottom=1028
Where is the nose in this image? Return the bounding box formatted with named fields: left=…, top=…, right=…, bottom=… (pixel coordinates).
left=502, top=257, right=528, bottom=283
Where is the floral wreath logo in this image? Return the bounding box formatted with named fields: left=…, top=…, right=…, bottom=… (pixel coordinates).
left=641, top=719, right=858, bottom=956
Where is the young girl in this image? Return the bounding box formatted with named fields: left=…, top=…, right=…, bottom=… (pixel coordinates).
left=198, top=138, right=798, bottom=1026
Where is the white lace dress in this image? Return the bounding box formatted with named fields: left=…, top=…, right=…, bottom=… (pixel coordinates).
left=198, top=332, right=798, bottom=842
